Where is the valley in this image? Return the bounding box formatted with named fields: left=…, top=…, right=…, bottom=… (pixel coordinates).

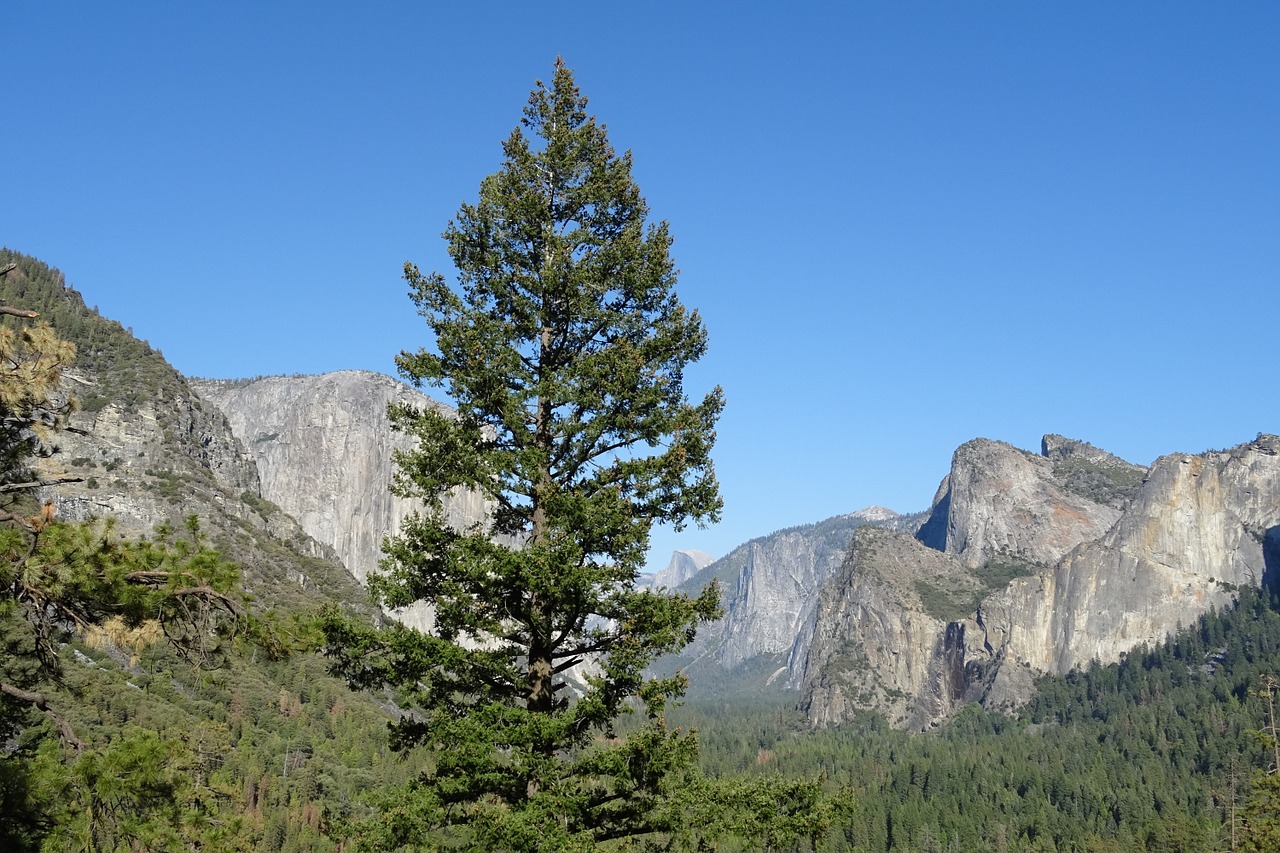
left=3, top=247, right=1279, bottom=850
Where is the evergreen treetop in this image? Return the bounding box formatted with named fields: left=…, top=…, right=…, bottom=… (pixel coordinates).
left=322, top=59, right=728, bottom=849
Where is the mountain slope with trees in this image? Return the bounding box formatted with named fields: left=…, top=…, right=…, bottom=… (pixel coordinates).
left=0, top=249, right=428, bottom=851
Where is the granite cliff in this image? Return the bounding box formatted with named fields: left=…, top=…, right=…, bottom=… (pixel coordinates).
left=0, top=250, right=371, bottom=616
left=673, top=507, right=924, bottom=692
left=800, top=434, right=1280, bottom=729
left=192, top=373, right=488, bottom=585
left=914, top=436, right=1141, bottom=569
left=192, top=372, right=491, bottom=630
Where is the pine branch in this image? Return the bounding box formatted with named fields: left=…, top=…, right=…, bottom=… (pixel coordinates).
left=0, top=681, right=84, bottom=751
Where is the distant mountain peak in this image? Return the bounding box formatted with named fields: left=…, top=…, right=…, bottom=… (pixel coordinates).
left=651, top=549, right=714, bottom=591
left=846, top=505, right=899, bottom=523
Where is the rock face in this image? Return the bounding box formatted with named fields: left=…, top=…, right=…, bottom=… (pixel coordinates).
left=915, top=438, right=1128, bottom=569
left=674, top=507, right=924, bottom=691
left=48, top=376, right=260, bottom=537
left=193, top=372, right=488, bottom=589
left=651, top=549, right=714, bottom=591
left=800, top=434, right=1280, bottom=729
left=0, top=250, right=370, bottom=617
left=802, top=527, right=976, bottom=728
left=977, top=436, right=1280, bottom=683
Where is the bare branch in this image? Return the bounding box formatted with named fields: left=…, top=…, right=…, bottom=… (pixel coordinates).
left=0, top=475, right=85, bottom=493
left=0, top=681, right=84, bottom=751
left=122, top=570, right=173, bottom=584
left=169, top=585, right=247, bottom=617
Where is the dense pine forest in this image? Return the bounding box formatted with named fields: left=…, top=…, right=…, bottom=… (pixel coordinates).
left=673, top=588, right=1280, bottom=851
left=7, top=534, right=1280, bottom=851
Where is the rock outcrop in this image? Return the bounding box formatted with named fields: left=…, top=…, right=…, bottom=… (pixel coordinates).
left=193, top=372, right=488, bottom=589
left=48, top=375, right=261, bottom=537
left=674, top=507, right=924, bottom=691
left=915, top=438, right=1129, bottom=569
left=0, top=250, right=370, bottom=616
left=800, top=434, right=1280, bottom=729
left=975, top=435, right=1280, bottom=686
left=802, top=527, right=977, bottom=728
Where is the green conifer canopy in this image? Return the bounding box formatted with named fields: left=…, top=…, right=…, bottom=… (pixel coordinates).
left=322, top=60, right=725, bottom=849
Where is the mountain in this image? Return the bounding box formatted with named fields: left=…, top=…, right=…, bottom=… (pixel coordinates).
left=191, top=372, right=489, bottom=630
left=650, top=549, right=714, bottom=590
left=0, top=250, right=368, bottom=613
left=0, top=250, right=422, bottom=848
left=670, top=506, right=926, bottom=693
left=914, top=436, right=1141, bottom=569
left=801, top=433, right=1280, bottom=729
left=11, top=246, right=1275, bottom=743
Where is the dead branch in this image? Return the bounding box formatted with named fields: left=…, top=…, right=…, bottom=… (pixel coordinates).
left=0, top=476, right=85, bottom=493
left=170, top=585, right=247, bottom=617
left=0, top=681, right=84, bottom=751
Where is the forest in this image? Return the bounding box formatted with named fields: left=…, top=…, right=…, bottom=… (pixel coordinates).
left=3, top=60, right=1279, bottom=852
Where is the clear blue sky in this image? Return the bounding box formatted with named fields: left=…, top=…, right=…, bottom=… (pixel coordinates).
left=4, top=3, right=1277, bottom=572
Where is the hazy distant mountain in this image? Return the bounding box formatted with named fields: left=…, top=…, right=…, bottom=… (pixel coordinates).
left=667, top=505, right=927, bottom=693
left=650, top=549, right=715, bottom=591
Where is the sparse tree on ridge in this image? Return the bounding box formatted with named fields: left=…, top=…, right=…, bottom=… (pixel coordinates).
left=320, top=60, right=729, bottom=849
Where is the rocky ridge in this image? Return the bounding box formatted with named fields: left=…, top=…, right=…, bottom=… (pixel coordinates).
left=800, top=434, right=1280, bottom=729
left=0, top=250, right=371, bottom=618
left=673, top=507, right=925, bottom=692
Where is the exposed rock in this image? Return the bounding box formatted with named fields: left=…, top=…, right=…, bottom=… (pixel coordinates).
left=46, top=374, right=261, bottom=539
left=193, top=372, right=487, bottom=588
left=801, top=434, right=1280, bottom=729
left=801, top=527, right=972, bottom=728
left=1041, top=434, right=1147, bottom=510
left=0, top=250, right=370, bottom=619
left=651, top=549, right=714, bottom=591
left=916, top=437, right=1127, bottom=569
left=193, top=372, right=491, bottom=630
left=674, top=507, right=925, bottom=691
left=973, top=435, right=1280, bottom=694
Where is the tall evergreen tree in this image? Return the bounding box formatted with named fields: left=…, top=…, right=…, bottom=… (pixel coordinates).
left=321, top=60, right=724, bottom=849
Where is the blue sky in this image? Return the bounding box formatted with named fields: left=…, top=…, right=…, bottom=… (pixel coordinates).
left=4, top=3, right=1277, bottom=572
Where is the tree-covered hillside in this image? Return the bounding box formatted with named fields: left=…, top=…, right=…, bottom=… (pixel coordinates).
left=5, top=246, right=1280, bottom=852
left=677, top=586, right=1280, bottom=851
left=0, top=249, right=425, bottom=851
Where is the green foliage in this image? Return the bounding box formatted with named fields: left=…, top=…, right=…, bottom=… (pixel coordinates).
left=672, top=589, right=1280, bottom=851
left=913, top=555, right=1043, bottom=621
left=912, top=578, right=972, bottom=622
left=1052, top=455, right=1147, bottom=507
left=239, top=489, right=278, bottom=519
left=321, top=60, right=745, bottom=849
left=971, top=555, right=1040, bottom=592
left=0, top=249, right=188, bottom=417
left=0, top=259, right=416, bottom=849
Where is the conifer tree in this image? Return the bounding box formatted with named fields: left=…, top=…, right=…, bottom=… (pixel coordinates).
left=321, top=60, right=725, bottom=849
left=0, top=277, right=253, bottom=849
